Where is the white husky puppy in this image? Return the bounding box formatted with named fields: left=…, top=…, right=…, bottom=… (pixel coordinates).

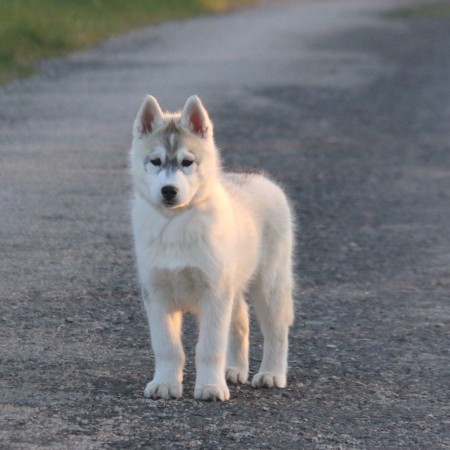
left=130, top=95, right=294, bottom=401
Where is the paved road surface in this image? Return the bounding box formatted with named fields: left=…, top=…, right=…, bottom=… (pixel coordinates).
left=1, top=0, right=449, bottom=448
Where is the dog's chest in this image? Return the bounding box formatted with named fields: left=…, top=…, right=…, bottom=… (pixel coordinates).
left=150, top=266, right=209, bottom=308
left=143, top=224, right=214, bottom=270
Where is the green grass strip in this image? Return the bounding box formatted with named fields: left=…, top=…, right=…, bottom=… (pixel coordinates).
left=0, top=0, right=254, bottom=84
left=385, top=2, right=450, bottom=19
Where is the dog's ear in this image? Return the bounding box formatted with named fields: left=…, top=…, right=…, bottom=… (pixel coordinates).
left=133, top=95, right=164, bottom=137
left=181, top=95, right=212, bottom=139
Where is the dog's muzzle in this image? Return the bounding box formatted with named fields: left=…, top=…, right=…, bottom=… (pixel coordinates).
left=161, top=185, right=178, bottom=204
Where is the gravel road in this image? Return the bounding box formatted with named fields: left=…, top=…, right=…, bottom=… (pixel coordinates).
left=1, top=0, right=449, bottom=448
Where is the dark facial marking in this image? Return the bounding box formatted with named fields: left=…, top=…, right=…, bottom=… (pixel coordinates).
left=161, top=121, right=181, bottom=156
left=162, top=157, right=179, bottom=173
left=144, top=155, right=183, bottom=174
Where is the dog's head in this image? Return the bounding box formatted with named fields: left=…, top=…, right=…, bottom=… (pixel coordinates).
left=130, top=95, right=219, bottom=213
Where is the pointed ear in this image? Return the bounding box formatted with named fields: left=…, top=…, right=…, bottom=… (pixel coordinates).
left=181, top=95, right=212, bottom=139
left=133, top=95, right=164, bottom=137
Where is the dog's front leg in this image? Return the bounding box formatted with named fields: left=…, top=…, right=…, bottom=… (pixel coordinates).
left=143, top=294, right=185, bottom=400
left=194, top=292, right=233, bottom=401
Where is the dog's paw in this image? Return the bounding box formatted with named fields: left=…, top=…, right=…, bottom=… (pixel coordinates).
left=226, top=367, right=248, bottom=385
left=144, top=380, right=182, bottom=400
left=251, top=372, right=286, bottom=389
left=194, top=384, right=230, bottom=402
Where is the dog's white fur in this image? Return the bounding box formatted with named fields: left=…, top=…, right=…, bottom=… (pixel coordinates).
left=130, top=95, right=294, bottom=401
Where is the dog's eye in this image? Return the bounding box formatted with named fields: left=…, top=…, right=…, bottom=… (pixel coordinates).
left=182, top=159, right=194, bottom=167
left=150, top=158, right=162, bottom=166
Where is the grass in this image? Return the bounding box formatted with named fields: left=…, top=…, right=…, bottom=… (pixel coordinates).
left=0, top=0, right=255, bottom=84
left=385, top=2, right=450, bottom=19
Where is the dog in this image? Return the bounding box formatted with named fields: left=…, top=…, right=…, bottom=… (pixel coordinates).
left=130, top=95, right=294, bottom=401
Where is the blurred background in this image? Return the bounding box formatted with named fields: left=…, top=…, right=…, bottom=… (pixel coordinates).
left=0, top=0, right=257, bottom=84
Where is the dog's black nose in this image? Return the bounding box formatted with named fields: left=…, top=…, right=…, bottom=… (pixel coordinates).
left=161, top=185, right=178, bottom=201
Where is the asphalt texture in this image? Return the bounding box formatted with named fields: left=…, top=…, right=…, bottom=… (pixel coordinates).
left=1, top=0, right=449, bottom=448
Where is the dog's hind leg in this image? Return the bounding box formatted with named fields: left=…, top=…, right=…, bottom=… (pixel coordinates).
left=226, top=293, right=249, bottom=385
left=250, top=242, right=294, bottom=389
